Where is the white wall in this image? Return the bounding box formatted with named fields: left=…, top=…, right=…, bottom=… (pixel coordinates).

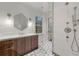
left=0, top=2, right=45, bottom=35
left=54, top=2, right=79, bottom=56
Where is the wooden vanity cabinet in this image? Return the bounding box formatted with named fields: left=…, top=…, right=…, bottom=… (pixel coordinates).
left=0, top=35, right=38, bottom=56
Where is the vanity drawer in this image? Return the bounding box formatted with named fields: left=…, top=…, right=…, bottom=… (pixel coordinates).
left=0, top=49, right=18, bottom=56
left=0, top=39, right=18, bottom=56
left=0, top=40, right=13, bottom=50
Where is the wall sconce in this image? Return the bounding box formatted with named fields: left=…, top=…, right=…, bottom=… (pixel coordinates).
left=7, top=13, right=11, bottom=18
left=28, top=17, right=32, bottom=27
left=5, top=13, right=13, bottom=26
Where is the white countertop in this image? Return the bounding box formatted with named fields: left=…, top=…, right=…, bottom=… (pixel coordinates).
left=0, top=33, right=39, bottom=41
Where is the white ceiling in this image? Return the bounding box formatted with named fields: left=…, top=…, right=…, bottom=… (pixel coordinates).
left=23, top=2, right=54, bottom=13
left=25, top=2, right=44, bottom=9
left=0, top=2, right=54, bottom=13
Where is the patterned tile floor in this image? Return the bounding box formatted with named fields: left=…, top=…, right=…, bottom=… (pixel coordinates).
left=24, top=35, right=54, bottom=56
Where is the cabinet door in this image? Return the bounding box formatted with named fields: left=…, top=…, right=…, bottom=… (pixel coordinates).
left=31, top=35, right=38, bottom=50
left=25, top=37, right=31, bottom=53
left=16, top=38, right=25, bottom=56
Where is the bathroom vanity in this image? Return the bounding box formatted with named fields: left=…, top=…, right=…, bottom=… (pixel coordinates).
left=0, top=34, right=38, bottom=56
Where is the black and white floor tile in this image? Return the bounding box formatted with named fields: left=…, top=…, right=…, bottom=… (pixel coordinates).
left=25, top=35, right=54, bottom=56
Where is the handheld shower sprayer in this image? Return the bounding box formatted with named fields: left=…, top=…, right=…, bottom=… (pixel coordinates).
left=71, top=6, right=79, bottom=54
